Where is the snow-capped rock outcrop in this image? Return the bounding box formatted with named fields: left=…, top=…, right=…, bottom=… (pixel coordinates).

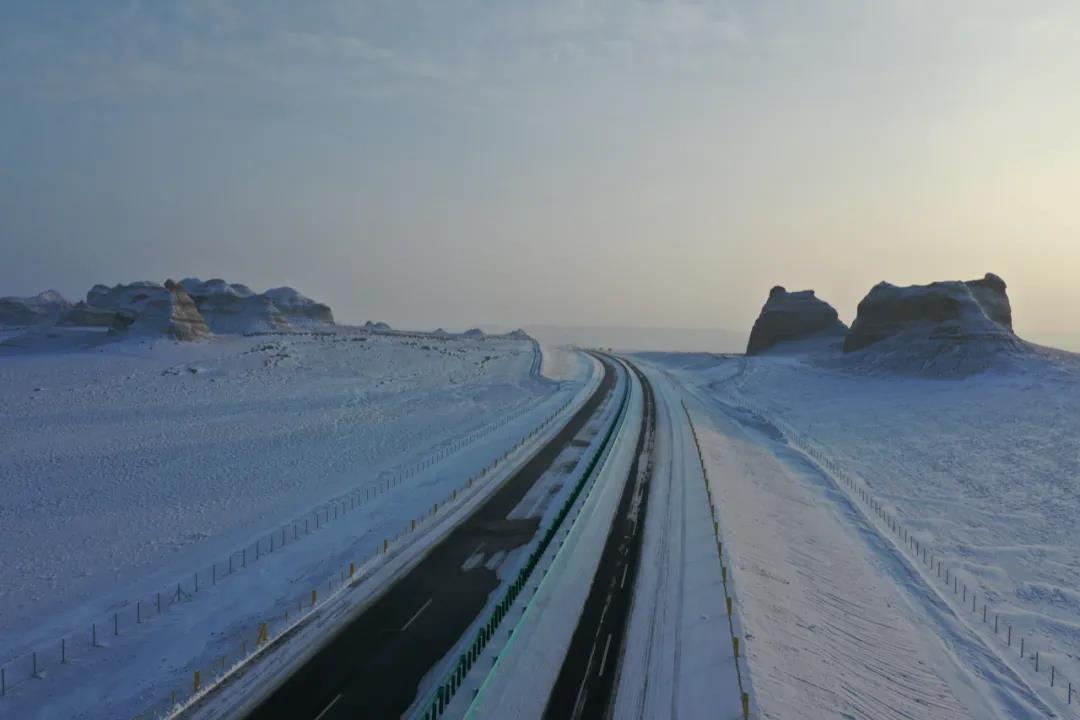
left=0, top=290, right=71, bottom=327
left=840, top=273, right=1027, bottom=375
left=58, top=302, right=118, bottom=327
left=844, top=273, right=1017, bottom=352
left=463, top=328, right=485, bottom=338
left=746, top=286, right=847, bottom=355
left=179, top=278, right=287, bottom=334
left=364, top=321, right=392, bottom=332
left=178, top=279, right=334, bottom=333
left=87, top=280, right=211, bottom=341
left=263, top=287, right=334, bottom=327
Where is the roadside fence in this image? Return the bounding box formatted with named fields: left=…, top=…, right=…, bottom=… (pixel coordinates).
left=0, top=391, right=571, bottom=710
left=728, top=395, right=1078, bottom=713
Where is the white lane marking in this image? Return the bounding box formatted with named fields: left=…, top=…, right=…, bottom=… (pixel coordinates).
left=313, top=692, right=342, bottom=720
left=598, top=592, right=612, bottom=629
left=598, top=633, right=614, bottom=677
left=400, top=598, right=433, bottom=632
left=620, top=563, right=629, bottom=589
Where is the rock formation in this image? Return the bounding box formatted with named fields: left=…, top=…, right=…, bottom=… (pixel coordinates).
left=58, top=302, right=118, bottom=327
left=844, top=273, right=1016, bottom=353
left=0, top=290, right=71, bottom=327
left=262, top=287, right=334, bottom=327
left=746, top=286, right=847, bottom=355
left=364, top=321, right=392, bottom=332
left=178, top=279, right=334, bottom=333
left=87, top=280, right=211, bottom=341
left=179, top=278, right=288, bottom=333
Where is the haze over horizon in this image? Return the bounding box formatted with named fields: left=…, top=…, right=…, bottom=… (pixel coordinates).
left=3, top=2, right=1079, bottom=341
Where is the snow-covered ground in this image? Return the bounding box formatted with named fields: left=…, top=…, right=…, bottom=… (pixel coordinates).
left=642, top=349, right=1080, bottom=718
left=0, top=329, right=589, bottom=719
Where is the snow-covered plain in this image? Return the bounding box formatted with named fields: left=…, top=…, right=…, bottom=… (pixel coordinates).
left=0, top=328, right=588, bottom=718
left=642, top=348, right=1080, bottom=718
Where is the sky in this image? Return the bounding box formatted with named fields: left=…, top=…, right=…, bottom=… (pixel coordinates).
left=2, top=1, right=1079, bottom=340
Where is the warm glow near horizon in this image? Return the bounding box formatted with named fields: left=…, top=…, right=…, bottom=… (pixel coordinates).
left=2, top=2, right=1079, bottom=343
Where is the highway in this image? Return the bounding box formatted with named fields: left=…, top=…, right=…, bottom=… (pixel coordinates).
left=544, top=359, right=656, bottom=719
left=242, top=355, right=618, bottom=720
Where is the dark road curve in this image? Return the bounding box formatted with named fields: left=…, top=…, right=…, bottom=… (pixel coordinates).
left=543, top=357, right=656, bottom=720
left=243, top=354, right=618, bottom=720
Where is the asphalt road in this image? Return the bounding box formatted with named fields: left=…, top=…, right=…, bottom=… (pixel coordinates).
left=543, top=358, right=656, bottom=720
left=244, top=355, right=617, bottom=720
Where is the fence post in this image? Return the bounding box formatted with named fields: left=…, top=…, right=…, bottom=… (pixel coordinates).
left=62, top=638, right=66, bottom=664
left=742, top=692, right=750, bottom=719
left=193, top=670, right=201, bottom=693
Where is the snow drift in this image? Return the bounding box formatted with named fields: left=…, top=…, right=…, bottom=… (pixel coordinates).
left=746, top=286, right=847, bottom=355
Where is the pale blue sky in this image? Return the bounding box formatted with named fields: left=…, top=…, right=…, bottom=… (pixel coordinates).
left=2, top=1, right=1079, bottom=335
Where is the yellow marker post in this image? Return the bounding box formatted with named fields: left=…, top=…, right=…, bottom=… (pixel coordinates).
left=742, top=692, right=750, bottom=718
left=726, top=596, right=733, bottom=615
left=733, top=636, right=740, bottom=658
left=257, top=623, right=268, bottom=644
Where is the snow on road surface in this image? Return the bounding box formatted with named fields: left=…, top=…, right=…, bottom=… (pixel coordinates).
left=641, top=350, right=1078, bottom=719
left=0, top=328, right=587, bottom=719
left=613, top=365, right=743, bottom=720
left=459, top=359, right=638, bottom=720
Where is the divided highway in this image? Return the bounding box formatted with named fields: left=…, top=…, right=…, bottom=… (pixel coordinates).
left=544, top=359, right=656, bottom=719
left=242, top=356, right=618, bottom=720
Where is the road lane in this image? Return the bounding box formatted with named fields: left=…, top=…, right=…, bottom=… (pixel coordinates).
left=244, top=356, right=617, bottom=720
